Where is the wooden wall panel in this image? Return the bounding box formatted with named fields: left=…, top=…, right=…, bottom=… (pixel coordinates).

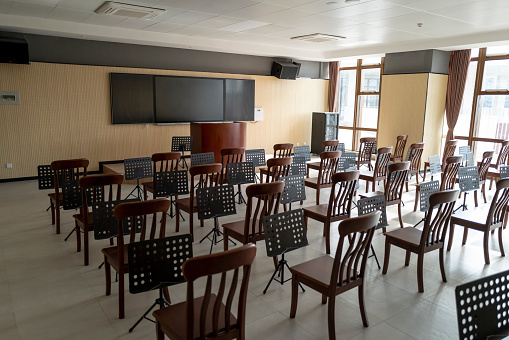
left=422, top=73, right=448, bottom=164
left=0, top=62, right=327, bottom=179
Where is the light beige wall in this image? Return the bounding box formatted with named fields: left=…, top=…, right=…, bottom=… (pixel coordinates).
left=0, top=62, right=328, bottom=179
left=422, top=73, right=448, bottom=163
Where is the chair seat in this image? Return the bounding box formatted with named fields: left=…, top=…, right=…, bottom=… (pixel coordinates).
left=359, top=191, right=384, bottom=199
left=48, top=192, right=62, bottom=203
left=358, top=169, right=374, bottom=179
left=153, top=294, right=237, bottom=340
left=307, top=161, right=320, bottom=171
left=488, top=168, right=500, bottom=177
left=176, top=197, right=197, bottom=212
left=142, top=181, right=154, bottom=193
left=223, top=220, right=263, bottom=242
left=290, top=255, right=357, bottom=288
left=101, top=245, right=128, bottom=271
left=302, top=204, right=328, bottom=221
left=304, top=177, right=332, bottom=189
left=451, top=209, right=488, bottom=230
left=385, top=227, right=422, bottom=248
left=72, top=212, right=94, bottom=230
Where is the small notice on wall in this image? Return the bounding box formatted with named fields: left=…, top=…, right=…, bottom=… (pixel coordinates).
left=0, top=92, right=20, bottom=105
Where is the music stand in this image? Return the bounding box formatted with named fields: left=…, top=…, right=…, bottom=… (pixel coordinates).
left=155, top=170, right=189, bottom=219
left=465, top=152, right=474, bottom=167
left=428, top=155, right=442, bottom=179
left=262, top=209, right=307, bottom=294
left=357, top=194, right=388, bottom=269
left=281, top=175, right=306, bottom=210
left=245, top=149, right=266, bottom=182
left=190, top=152, right=215, bottom=167
left=500, top=165, right=509, bottom=179
left=413, top=180, right=439, bottom=228
left=38, top=165, right=61, bottom=212
left=290, top=156, right=307, bottom=176
left=196, top=185, right=237, bottom=254
left=293, top=145, right=311, bottom=161
left=338, top=143, right=346, bottom=152
left=127, top=234, right=193, bottom=332
left=458, top=145, right=470, bottom=161
left=226, top=162, right=256, bottom=204
left=455, top=166, right=480, bottom=212
left=455, top=269, right=509, bottom=340
left=337, top=152, right=356, bottom=172
left=124, top=157, right=152, bottom=200
left=171, top=136, right=193, bottom=170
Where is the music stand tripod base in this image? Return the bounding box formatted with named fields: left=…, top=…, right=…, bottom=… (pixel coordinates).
left=198, top=217, right=236, bottom=254
left=129, top=287, right=169, bottom=333
left=263, top=252, right=305, bottom=294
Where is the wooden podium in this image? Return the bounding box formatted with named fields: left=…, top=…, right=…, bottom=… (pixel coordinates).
left=190, top=122, right=247, bottom=163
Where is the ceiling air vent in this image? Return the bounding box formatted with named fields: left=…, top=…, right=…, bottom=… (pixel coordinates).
left=95, top=1, right=166, bottom=20
left=291, top=33, right=345, bottom=43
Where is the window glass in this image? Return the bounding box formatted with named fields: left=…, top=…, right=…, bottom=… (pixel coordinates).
left=338, top=69, right=356, bottom=127
left=360, top=68, right=380, bottom=92
left=355, top=130, right=377, bottom=150
left=470, top=48, right=479, bottom=58
left=486, top=45, right=509, bottom=56
left=481, top=59, right=509, bottom=90
left=455, top=61, right=477, bottom=136
left=340, top=59, right=357, bottom=67
left=357, top=95, right=379, bottom=129
left=473, top=140, right=501, bottom=162
left=475, top=95, right=509, bottom=140
left=361, top=57, right=381, bottom=66
left=337, top=129, right=353, bottom=150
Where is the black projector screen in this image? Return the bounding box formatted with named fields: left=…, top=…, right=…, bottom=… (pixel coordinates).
left=110, top=73, right=154, bottom=124
left=155, top=76, right=224, bottom=123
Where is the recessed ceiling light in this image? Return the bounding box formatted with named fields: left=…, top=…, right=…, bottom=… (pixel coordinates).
left=417, top=23, right=423, bottom=27
left=220, top=20, right=270, bottom=32
left=345, top=0, right=361, bottom=3
left=291, top=33, right=346, bottom=43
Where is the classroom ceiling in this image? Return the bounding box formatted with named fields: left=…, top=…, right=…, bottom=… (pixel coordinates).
left=1, top=0, right=509, bottom=61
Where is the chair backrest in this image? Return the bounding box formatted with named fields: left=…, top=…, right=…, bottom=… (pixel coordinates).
left=323, top=140, right=339, bottom=151
left=51, top=158, right=89, bottom=206
left=331, top=212, right=380, bottom=288
left=114, top=198, right=171, bottom=268
left=327, top=171, right=359, bottom=219
left=265, top=157, right=292, bottom=182
left=220, top=148, right=245, bottom=184
left=440, top=155, right=462, bottom=190
left=79, top=174, right=123, bottom=221
left=152, top=152, right=180, bottom=176
left=318, top=151, right=342, bottom=185
left=495, top=140, right=509, bottom=167
left=243, top=181, right=284, bottom=241
left=273, top=143, right=293, bottom=157
left=373, top=147, right=393, bottom=178
left=358, top=137, right=376, bottom=164
left=189, top=164, right=222, bottom=201
left=385, top=162, right=410, bottom=203
left=479, top=151, right=495, bottom=182
left=486, top=178, right=509, bottom=229
left=393, top=135, right=408, bottom=160
left=408, top=142, right=425, bottom=171
left=182, top=244, right=256, bottom=340
left=420, top=189, right=458, bottom=248
left=441, top=139, right=458, bottom=168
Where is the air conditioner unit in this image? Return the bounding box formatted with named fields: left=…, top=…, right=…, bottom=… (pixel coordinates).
left=291, top=33, right=346, bottom=43
left=95, top=1, right=165, bottom=20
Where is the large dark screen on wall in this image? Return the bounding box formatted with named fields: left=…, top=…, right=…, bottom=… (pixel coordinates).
left=110, top=73, right=154, bottom=124
left=224, top=79, right=255, bottom=121
left=155, top=76, right=224, bottom=123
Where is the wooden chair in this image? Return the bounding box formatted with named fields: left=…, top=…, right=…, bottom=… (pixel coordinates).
left=176, top=164, right=222, bottom=241
left=263, top=157, right=292, bottom=183
left=423, top=139, right=458, bottom=181
left=359, top=146, right=392, bottom=193
left=102, top=198, right=171, bottom=319
left=305, top=151, right=341, bottom=205
left=74, top=173, right=123, bottom=266
left=382, top=189, right=458, bottom=292
left=360, top=162, right=409, bottom=228
left=448, top=178, right=509, bottom=265
left=357, top=137, right=376, bottom=170
left=49, top=158, right=89, bottom=234
left=391, top=135, right=408, bottom=162
left=220, top=147, right=245, bottom=185
left=223, top=181, right=284, bottom=251
left=405, top=142, right=425, bottom=192
left=142, top=152, right=181, bottom=200
left=303, top=171, right=358, bottom=254
left=259, top=143, right=293, bottom=182
left=488, top=140, right=509, bottom=189
left=474, top=151, right=495, bottom=206
left=289, top=212, right=380, bottom=340
left=152, top=244, right=256, bottom=340
left=307, top=140, right=340, bottom=176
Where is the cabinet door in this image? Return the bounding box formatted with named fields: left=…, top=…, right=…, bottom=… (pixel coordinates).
left=325, top=114, right=339, bottom=140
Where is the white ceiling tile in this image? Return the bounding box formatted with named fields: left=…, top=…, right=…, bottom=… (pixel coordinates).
left=262, top=0, right=312, bottom=7
left=80, top=13, right=126, bottom=26
left=193, top=29, right=236, bottom=39
left=0, top=1, right=12, bottom=14
left=397, top=0, right=481, bottom=12
left=142, top=7, right=186, bottom=22
left=114, top=18, right=155, bottom=29
left=193, top=16, right=243, bottom=29
left=142, top=21, right=183, bottom=32
left=254, top=8, right=310, bottom=25
left=154, top=0, right=215, bottom=11
left=20, top=0, right=60, bottom=6
left=220, top=20, right=269, bottom=32
left=169, top=25, right=209, bottom=36
left=9, top=1, right=54, bottom=17
left=242, top=24, right=291, bottom=35
left=346, top=6, right=419, bottom=24
left=56, top=0, right=105, bottom=12
left=323, top=1, right=397, bottom=18
left=163, top=11, right=215, bottom=25
left=194, top=0, right=258, bottom=15
left=226, top=3, right=286, bottom=19
left=294, top=0, right=372, bottom=14
left=45, top=7, right=91, bottom=23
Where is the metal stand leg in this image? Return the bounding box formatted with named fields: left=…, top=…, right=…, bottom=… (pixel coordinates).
left=234, top=184, right=247, bottom=205
left=129, top=287, right=170, bottom=333
left=413, top=212, right=427, bottom=228
left=199, top=218, right=236, bottom=254
left=125, top=178, right=143, bottom=200
left=64, top=227, right=75, bottom=241
left=454, top=192, right=469, bottom=212
left=368, top=244, right=381, bottom=270
left=263, top=253, right=305, bottom=294
left=167, top=196, right=185, bottom=221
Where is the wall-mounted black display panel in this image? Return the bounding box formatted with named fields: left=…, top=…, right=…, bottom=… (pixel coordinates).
left=110, top=73, right=154, bottom=124
left=224, top=79, right=255, bottom=121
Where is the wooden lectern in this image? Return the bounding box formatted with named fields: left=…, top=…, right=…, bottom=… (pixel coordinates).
left=190, top=122, right=247, bottom=163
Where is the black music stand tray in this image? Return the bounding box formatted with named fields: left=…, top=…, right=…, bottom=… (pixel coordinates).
left=124, top=157, right=152, bottom=200
left=127, top=234, right=192, bottom=333
left=413, top=180, right=439, bottom=228
left=155, top=170, right=189, bottom=220
left=337, top=152, right=356, bottom=172
left=227, top=162, right=256, bottom=205
left=455, top=269, right=509, bottom=340
left=245, top=149, right=266, bottom=182
left=455, top=166, right=480, bottom=212
left=190, top=152, right=215, bottom=167
left=281, top=175, right=306, bottom=210
left=262, top=209, right=307, bottom=293
left=171, top=136, right=193, bottom=170
left=293, top=145, right=311, bottom=161
left=501, top=165, right=509, bottom=179
left=290, top=156, right=307, bottom=176
left=357, top=194, right=388, bottom=269
left=428, top=154, right=442, bottom=180
left=38, top=165, right=59, bottom=212
left=196, top=185, right=237, bottom=254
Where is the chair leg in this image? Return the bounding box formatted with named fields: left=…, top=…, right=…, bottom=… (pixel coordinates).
left=189, top=212, right=194, bottom=242
left=483, top=232, right=491, bottom=265
left=398, top=203, right=404, bottom=228
left=405, top=250, right=411, bottom=266
left=327, top=294, right=337, bottom=340
left=289, top=274, right=299, bottom=318
left=224, top=230, right=229, bottom=251
left=325, top=222, right=331, bottom=255
left=316, top=188, right=320, bottom=205
left=474, top=190, right=478, bottom=207
left=56, top=204, right=61, bottom=234
left=417, top=254, right=424, bottom=293
left=50, top=199, right=55, bottom=225
left=423, top=167, right=427, bottom=182
left=462, top=228, right=469, bottom=246
left=304, top=215, right=308, bottom=233
left=175, top=205, right=180, bottom=232
left=499, top=227, right=505, bottom=257
left=372, top=180, right=375, bottom=193
left=358, top=284, right=369, bottom=327
left=156, top=321, right=165, bottom=340
left=163, top=287, right=171, bottom=304
left=76, top=222, right=81, bottom=252
left=405, top=181, right=409, bottom=192
left=105, top=257, right=111, bottom=296
left=482, top=183, right=487, bottom=203
left=489, top=176, right=494, bottom=190
left=382, top=241, right=391, bottom=274
left=84, top=225, right=89, bottom=266
left=322, top=294, right=327, bottom=304
left=439, top=247, right=447, bottom=283
left=365, top=180, right=369, bottom=193
left=119, top=273, right=125, bottom=319
left=414, top=187, right=419, bottom=212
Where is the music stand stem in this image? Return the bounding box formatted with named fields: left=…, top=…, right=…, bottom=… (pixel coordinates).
left=234, top=184, right=247, bottom=205
left=263, top=253, right=305, bottom=294
left=454, top=192, right=469, bottom=212
left=199, top=217, right=237, bottom=254
left=125, top=178, right=144, bottom=200
left=129, top=287, right=169, bottom=333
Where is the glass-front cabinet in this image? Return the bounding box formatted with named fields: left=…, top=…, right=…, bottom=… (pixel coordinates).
left=311, top=112, right=339, bottom=154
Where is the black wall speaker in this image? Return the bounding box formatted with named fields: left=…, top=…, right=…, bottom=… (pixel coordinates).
left=271, top=61, right=301, bottom=80
left=0, top=35, right=29, bottom=64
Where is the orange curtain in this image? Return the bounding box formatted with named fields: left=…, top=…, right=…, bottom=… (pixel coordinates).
left=445, top=49, right=471, bottom=141
left=328, top=61, right=340, bottom=112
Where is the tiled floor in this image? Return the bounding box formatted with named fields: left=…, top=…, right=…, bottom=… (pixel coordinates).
left=0, top=170, right=506, bottom=340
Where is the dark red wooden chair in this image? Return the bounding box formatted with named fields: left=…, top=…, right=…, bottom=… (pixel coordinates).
left=142, top=152, right=181, bottom=200
left=359, top=146, right=392, bottom=193
left=304, top=151, right=341, bottom=205
left=390, top=135, right=408, bottom=162
left=259, top=143, right=292, bottom=182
